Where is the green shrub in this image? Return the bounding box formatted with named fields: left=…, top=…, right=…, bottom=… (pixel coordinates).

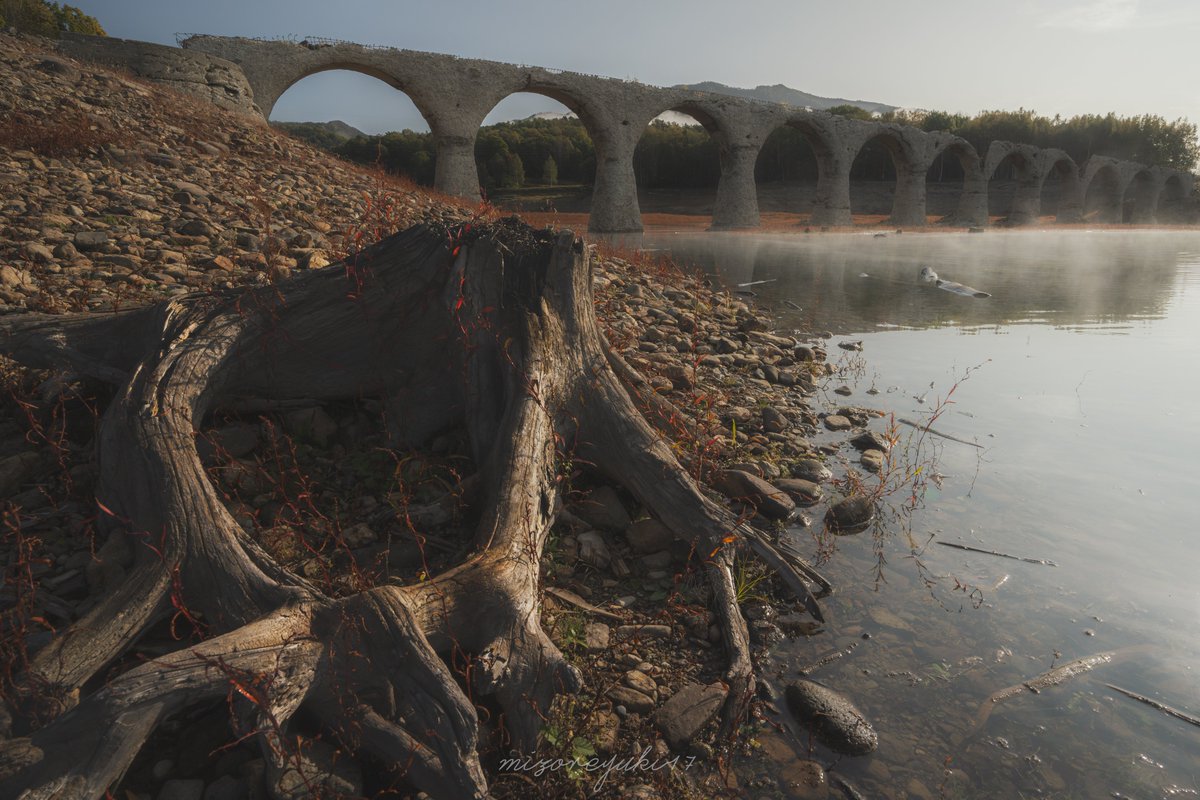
left=0, top=0, right=104, bottom=37
left=53, top=3, right=105, bottom=35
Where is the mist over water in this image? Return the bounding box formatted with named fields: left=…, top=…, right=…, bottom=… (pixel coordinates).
left=645, top=229, right=1200, bottom=798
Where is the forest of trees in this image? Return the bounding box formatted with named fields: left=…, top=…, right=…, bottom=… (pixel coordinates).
left=317, top=106, right=1199, bottom=193
left=0, top=0, right=105, bottom=36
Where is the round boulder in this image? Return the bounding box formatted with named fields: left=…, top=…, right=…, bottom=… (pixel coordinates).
left=825, top=494, right=875, bottom=532
left=785, top=679, right=878, bottom=755
left=790, top=458, right=833, bottom=483
left=711, top=469, right=795, bottom=521
left=775, top=478, right=823, bottom=506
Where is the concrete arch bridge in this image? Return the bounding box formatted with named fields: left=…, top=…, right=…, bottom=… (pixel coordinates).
left=181, top=35, right=1194, bottom=234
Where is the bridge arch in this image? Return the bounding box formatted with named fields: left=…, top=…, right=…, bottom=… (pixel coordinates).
left=266, top=61, right=439, bottom=126
left=487, top=82, right=611, bottom=139
left=472, top=86, right=609, bottom=196
left=1157, top=173, right=1190, bottom=223
left=1035, top=154, right=1080, bottom=223
left=1081, top=161, right=1124, bottom=223
left=1122, top=169, right=1159, bottom=223
left=924, top=138, right=984, bottom=225
left=471, top=94, right=593, bottom=206
left=985, top=143, right=1041, bottom=225
left=631, top=104, right=726, bottom=226
left=847, top=128, right=922, bottom=225
left=755, top=115, right=842, bottom=226
left=270, top=67, right=437, bottom=184
left=478, top=78, right=660, bottom=233
left=644, top=98, right=773, bottom=230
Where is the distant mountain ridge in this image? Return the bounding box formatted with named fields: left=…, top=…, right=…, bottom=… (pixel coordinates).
left=272, top=119, right=367, bottom=148
left=319, top=119, right=368, bottom=139
left=673, top=81, right=896, bottom=114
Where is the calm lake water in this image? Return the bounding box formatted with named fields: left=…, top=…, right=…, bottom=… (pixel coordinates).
left=645, top=230, right=1200, bottom=799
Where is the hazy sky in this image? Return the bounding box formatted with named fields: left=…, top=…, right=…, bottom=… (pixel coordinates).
left=71, top=0, right=1200, bottom=135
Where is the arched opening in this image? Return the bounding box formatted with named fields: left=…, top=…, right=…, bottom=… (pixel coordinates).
left=925, top=144, right=971, bottom=223
left=1083, top=165, right=1122, bottom=223
left=633, top=107, right=720, bottom=226
left=848, top=134, right=903, bottom=225
left=1158, top=175, right=1189, bottom=224
left=1038, top=159, right=1076, bottom=223
left=1121, top=170, right=1157, bottom=223
left=754, top=122, right=825, bottom=225
left=986, top=152, right=1030, bottom=223
left=270, top=69, right=436, bottom=185
left=473, top=93, right=595, bottom=215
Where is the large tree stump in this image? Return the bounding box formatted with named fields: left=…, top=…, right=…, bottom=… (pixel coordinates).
left=0, top=220, right=822, bottom=799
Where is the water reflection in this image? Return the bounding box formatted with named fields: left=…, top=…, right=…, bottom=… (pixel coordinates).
left=644, top=230, right=1185, bottom=332
left=640, top=230, right=1200, bottom=799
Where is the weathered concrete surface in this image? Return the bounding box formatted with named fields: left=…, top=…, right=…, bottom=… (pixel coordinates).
left=59, top=32, right=1192, bottom=233
left=57, top=33, right=257, bottom=116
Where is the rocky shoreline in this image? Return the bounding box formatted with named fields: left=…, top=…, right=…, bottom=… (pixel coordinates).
left=0, top=31, right=898, bottom=800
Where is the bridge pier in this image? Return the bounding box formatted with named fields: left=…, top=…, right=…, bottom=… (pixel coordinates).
left=1055, top=190, right=1083, bottom=223
left=711, top=144, right=761, bottom=230
left=588, top=133, right=643, bottom=234
left=1087, top=188, right=1122, bottom=223
left=811, top=156, right=852, bottom=227
left=1006, top=178, right=1044, bottom=225
left=1127, top=175, right=1163, bottom=224
left=890, top=164, right=927, bottom=227
left=954, top=175, right=988, bottom=227
left=433, top=130, right=482, bottom=203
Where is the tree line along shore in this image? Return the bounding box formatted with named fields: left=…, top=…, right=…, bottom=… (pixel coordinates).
left=281, top=109, right=1199, bottom=195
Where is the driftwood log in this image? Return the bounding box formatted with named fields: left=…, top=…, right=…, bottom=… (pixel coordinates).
left=0, top=221, right=823, bottom=799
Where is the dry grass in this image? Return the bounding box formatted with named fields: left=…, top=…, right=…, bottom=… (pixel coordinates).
left=0, top=109, right=125, bottom=158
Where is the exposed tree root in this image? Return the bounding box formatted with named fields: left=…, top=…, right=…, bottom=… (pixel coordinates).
left=0, top=221, right=827, bottom=798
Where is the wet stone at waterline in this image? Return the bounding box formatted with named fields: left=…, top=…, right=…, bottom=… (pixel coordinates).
left=790, top=457, right=833, bottom=483
left=823, top=414, right=854, bottom=432
left=850, top=430, right=891, bottom=452
left=710, top=469, right=795, bottom=521
left=785, top=679, right=878, bottom=756
left=825, top=494, right=875, bottom=532
left=775, top=478, right=823, bottom=506
left=860, top=449, right=885, bottom=473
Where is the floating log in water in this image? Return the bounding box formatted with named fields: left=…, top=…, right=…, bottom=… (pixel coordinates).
left=898, top=417, right=983, bottom=448
left=1023, top=652, right=1115, bottom=693
left=965, top=646, right=1152, bottom=740
left=797, top=641, right=859, bottom=676
left=937, top=541, right=1058, bottom=567
left=1106, top=684, right=1200, bottom=730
